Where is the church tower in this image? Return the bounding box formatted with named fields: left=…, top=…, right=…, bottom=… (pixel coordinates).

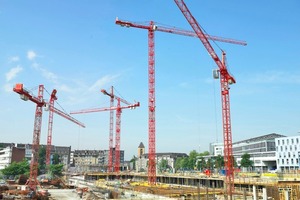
left=137, top=142, right=145, bottom=158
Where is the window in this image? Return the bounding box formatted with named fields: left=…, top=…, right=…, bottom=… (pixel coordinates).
left=292, top=139, right=294, bottom=144
left=281, top=146, right=283, bottom=151
left=287, top=159, right=289, bottom=164
left=297, top=138, right=299, bottom=144
left=291, top=159, right=294, bottom=164
left=282, top=159, right=284, bottom=164
left=297, top=159, right=299, bottom=164
left=283, top=140, right=285, bottom=145
left=278, top=140, right=280, bottom=145
left=287, top=139, right=289, bottom=145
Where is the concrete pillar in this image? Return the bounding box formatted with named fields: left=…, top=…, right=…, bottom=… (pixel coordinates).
left=253, top=185, right=257, bottom=200
left=262, top=187, right=267, bottom=200
left=284, top=190, right=289, bottom=200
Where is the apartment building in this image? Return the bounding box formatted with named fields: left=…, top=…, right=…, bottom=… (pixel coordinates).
left=72, top=149, right=124, bottom=172
left=0, top=145, right=25, bottom=170
left=275, top=135, right=300, bottom=171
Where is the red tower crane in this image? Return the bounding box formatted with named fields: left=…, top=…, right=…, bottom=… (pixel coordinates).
left=70, top=88, right=140, bottom=173
left=45, top=89, right=85, bottom=166
left=173, top=0, right=242, bottom=198
left=115, top=18, right=246, bottom=185
left=100, top=87, right=136, bottom=173
left=13, top=83, right=46, bottom=191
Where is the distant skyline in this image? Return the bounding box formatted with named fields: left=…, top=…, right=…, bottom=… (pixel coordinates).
left=1, top=1, right=299, bottom=160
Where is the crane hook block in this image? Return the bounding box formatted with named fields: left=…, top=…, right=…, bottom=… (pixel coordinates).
left=213, top=69, right=219, bottom=79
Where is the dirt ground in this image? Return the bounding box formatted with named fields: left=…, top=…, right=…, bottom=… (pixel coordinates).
left=48, top=189, right=82, bottom=200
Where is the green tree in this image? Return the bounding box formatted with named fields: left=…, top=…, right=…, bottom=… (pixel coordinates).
left=38, top=146, right=46, bottom=174
left=1, top=159, right=30, bottom=178
left=240, top=153, right=253, bottom=168
left=48, top=164, right=64, bottom=176
left=52, top=154, right=60, bottom=165
left=196, top=157, right=206, bottom=171
left=181, top=157, right=189, bottom=170
left=130, top=155, right=137, bottom=170
left=158, top=159, right=168, bottom=173
left=199, top=151, right=210, bottom=157
left=206, top=158, right=214, bottom=170
left=215, top=155, right=225, bottom=170
left=175, top=157, right=183, bottom=171
left=188, top=150, right=198, bottom=170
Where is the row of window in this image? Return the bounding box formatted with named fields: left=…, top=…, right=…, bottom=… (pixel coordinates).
left=278, top=138, right=299, bottom=145
left=278, top=158, right=299, bottom=165
left=278, top=152, right=299, bottom=158
left=276, top=145, right=298, bottom=152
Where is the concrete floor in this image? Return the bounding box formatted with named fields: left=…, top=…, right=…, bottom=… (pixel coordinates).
left=48, top=189, right=82, bottom=200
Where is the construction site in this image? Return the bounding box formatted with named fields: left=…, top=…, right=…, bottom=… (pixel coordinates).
left=1, top=0, right=299, bottom=200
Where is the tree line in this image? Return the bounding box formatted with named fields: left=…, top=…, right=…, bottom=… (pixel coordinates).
left=158, top=150, right=254, bottom=172
left=0, top=146, right=64, bottom=180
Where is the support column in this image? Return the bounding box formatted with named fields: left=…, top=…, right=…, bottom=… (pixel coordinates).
left=284, top=190, right=289, bottom=200
left=262, top=187, right=267, bottom=200
left=253, top=185, right=257, bottom=200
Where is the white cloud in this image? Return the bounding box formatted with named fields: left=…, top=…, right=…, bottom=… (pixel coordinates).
left=31, top=63, right=58, bottom=84
left=41, top=68, right=58, bottom=84
left=27, top=50, right=37, bottom=60
left=88, top=74, right=119, bottom=92
left=8, top=56, right=20, bottom=63
left=5, top=66, right=23, bottom=81
left=57, top=84, right=72, bottom=93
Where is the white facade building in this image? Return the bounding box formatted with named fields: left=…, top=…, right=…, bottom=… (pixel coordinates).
left=0, top=147, right=12, bottom=170
left=209, top=143, right=224, bottom=156
left=275, top=135, right=300, bottom=171
left=232, top=133, right=284, bottom=171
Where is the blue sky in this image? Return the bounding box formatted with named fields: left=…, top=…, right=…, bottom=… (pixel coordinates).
left=1, top=1, right=299, bottom=160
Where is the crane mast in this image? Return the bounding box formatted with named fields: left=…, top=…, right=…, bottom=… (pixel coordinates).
left=174, top=0, right=237, bottom=198
left=46, top=89, right=57, bottom=166
left=108, top=86, right=114, bottom=173
left=148, top=21, right=156, bottom=184
left=114, top=99, right=122, bottom=173
left=45, top=90, right=85, bottom=166
left=13, top=84, right=45, bottom=191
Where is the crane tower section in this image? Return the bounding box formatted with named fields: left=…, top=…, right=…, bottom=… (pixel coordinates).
left=13, top=84, right=45, bottom=191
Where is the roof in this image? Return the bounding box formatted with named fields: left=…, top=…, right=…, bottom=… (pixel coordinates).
left=233, top=133, right=286, bottom=145
left=138, top=142, right=145, bottom=148
left=141, top=152, right=188, bottom=158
